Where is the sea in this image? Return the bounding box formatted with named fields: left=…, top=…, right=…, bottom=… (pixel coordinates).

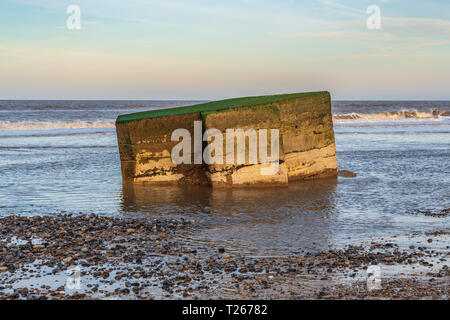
left=1, top=100, right=449, bottom=255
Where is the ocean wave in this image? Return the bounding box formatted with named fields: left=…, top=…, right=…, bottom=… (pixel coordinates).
left=0, top=120, right=115, bottom=131
left=333, top=109, right=450, bottom=123
left=1, top=109, right=449, bottom=131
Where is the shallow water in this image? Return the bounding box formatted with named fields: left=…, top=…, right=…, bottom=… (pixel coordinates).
left=0, top=100, right=449, bottom=256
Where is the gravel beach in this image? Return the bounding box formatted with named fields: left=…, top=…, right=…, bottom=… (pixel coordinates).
left=0, top=214, right=448, bottom=300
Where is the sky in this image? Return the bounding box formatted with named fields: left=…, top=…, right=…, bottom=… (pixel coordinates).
left=0, top=0, right=449, bottom=100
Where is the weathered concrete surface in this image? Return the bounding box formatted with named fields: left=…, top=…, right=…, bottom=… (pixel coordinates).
left=201, top=105, right=288, bottom=187
left=277, top=92, right=337, bottom=181
left=116, top=91, right=337, bottom=186
left=116, top=112, right=209, bottom=184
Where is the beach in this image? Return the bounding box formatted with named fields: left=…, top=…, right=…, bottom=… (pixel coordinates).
left=0, top=214, right=448, bottom=299
left=0, top=100, right=449, bottom=299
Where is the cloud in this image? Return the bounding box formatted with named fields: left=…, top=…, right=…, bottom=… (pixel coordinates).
left=314, top=0, right=450, bottom=35
left=275, top=29, right=449, bottom=44
left=383, top=17, right=450, bottom=35
left=316, top=0, right=366, bottom=17
left=83, top=21, right=101, bottom=25
left=339, top=53, right=423, bottom=59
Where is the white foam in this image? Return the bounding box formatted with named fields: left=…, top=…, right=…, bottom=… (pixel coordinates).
left=333, top=110, right=449, bottom=123
left=0, top=120, right=115, bottom=131
left=1, top=109, right=449, bottom=131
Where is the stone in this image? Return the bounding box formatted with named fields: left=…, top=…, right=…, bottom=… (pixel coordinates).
left=62, top=257, right=73, bottom=264
left=116, top=91, right=338, bottom=187
left=338, top=170, right=357, bottom=178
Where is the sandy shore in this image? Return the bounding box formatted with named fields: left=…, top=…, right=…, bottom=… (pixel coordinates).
left=0, top=214, right=448, bottom=300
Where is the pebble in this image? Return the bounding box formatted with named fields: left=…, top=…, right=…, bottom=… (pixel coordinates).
left=0, top=214, right=447, bottom=300
left=62, top=257, right=73, bottom=264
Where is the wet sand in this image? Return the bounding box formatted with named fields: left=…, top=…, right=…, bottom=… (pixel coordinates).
left=0, top=214, right=448, bottom=300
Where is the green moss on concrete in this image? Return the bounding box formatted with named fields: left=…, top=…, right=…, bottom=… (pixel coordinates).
left=116, top=91, right=326, bottom=123
left=201, top=104, right=280, bottom=118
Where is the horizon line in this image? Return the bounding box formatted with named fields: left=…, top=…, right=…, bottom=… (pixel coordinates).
left=1, top=98, right=450, bottom=102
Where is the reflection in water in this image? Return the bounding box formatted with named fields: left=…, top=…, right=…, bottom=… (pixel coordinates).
left=120, top=179, right=338, bottom=256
